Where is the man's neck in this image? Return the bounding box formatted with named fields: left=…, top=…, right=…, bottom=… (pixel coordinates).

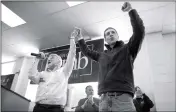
left=47, top=65, right=59, bottom=72
left=110, top=42, right=116, bottom=48
left=87, top=95, right=93, bottom=98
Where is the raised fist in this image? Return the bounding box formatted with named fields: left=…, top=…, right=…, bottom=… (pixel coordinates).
left=73, top=27, right=83, bottom=41
left=122, top=2, right=132, bottom=12
left=70, top=30, right=77, bottom=39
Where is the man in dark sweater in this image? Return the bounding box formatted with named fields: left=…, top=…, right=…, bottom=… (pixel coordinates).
left=75, top=85, right=100, bottom=112
left=133, top=86, right=154, bottom=112
left=73, top=2, right=145, bottom=111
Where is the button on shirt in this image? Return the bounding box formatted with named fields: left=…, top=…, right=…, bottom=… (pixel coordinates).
left=35, top=67, right=69, bottom=105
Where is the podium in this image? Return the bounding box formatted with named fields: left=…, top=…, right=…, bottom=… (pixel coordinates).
left=1, top=85, right=30, bottom=111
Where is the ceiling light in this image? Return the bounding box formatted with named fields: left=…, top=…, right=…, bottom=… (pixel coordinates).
left=66, top=1, right=86, bottom=7
left=1, top=3, right=26, bottom=27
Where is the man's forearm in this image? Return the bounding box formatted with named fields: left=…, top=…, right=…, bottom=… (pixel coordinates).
left=78, top=39, right=89, bottom=56
left=129, top=9, right=145, bottom=36
left=78, top=39, right=100, bottom=62
left=70, top=38, right=76, bottom=54
left=143, top=94, right=154, bottom=108
left=63, top=39, right=76, bottom=76
left=127, top=8, right=145, bottom=59
left=28, top=59, right=40, bottom=83
left=75, top=106, right=84, bottom=112
left=75, top=103, right=85, bottom=112
left=92, top=103, right=99, bottom=111
left=28, top=59, right=39, bottom=77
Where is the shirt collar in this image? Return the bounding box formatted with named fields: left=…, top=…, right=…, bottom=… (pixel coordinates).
left=46, top=65, right=59, bottom=72
left=105, top=41, right=124, bottom=50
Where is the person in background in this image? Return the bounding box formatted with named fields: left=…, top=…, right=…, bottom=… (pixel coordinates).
left=133, top=86, right=154, bottom=112
left=28, top=30, right=77, bottom=112
left=73, top=2, right=145, bottom=111
left=75, top=85, right=100, bottom=112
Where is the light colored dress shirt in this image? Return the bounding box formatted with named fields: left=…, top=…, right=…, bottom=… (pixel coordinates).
left=29, top=39, right=76, bottom=106
left=34, top=68, right=69, bottom=105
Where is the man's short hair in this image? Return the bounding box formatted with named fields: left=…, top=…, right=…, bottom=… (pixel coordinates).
left=48, top=53, right=62, bottom=66
left=49, top=53, right=62, bottom=60
left=104, top=27, right=117, bottom=39
left=85, top=85, right=92, bottom=90
left=135, top=86, right=141, bottom=91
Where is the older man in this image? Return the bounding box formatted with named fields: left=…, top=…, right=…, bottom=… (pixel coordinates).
left=28, top=30, right=77, bottom=112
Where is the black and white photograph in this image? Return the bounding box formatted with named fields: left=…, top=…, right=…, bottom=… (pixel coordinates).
left=1, top=1, right=175, bottom=112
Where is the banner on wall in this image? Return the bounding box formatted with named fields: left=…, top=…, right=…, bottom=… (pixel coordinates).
left=30, top=39, right=104, bottom=84
left=1, top=74, right=15, bottom=89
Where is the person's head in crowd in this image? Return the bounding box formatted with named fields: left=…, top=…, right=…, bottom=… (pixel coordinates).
left=104, top=27, right=119, bottom=45
left=135, top=86, right=143, bottom=98
left=85, top=85, right=94, bottom=97
left=47, top=53, right=62, bottom=71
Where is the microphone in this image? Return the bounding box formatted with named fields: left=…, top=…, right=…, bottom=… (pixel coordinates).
left=31, top=53, right=40, bottom=57
left=31, top=52, right=46, bottom=60
left=71, top=106, right=77, bottom=109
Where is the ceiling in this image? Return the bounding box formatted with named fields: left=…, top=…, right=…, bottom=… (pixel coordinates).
left=1, top=1, right=176, bottom=63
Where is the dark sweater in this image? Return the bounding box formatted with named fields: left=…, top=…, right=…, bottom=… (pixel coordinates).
left=133, top=94, right=154, bottom=112
left=78, top=9, right=145, bottom=96
left=75, top=97, right=100, bottom=112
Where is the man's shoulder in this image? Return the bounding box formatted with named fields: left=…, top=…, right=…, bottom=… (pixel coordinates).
left=93, top=97, right=100, bottom=101
left=79, top=98, right=87, bottom=103
left=56, top=67, right=65, bottom=75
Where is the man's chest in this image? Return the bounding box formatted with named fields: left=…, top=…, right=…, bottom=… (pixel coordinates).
left=100, top=46, right=128, bottom=64
left=39, top=71, right=66, bottom=85
left=137, top=98, right=145, bottom=108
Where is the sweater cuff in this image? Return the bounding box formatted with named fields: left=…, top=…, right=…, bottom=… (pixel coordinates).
left=129, top=9, right=137, bottom=17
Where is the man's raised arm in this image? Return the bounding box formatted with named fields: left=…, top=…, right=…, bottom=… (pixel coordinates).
left=123, top=2, right=145, bottom=60
left=28, top=58, right=41, bottom=84
left=63, top=33, right=76, bottom=77
left=75, top=28, right=100, bottom=62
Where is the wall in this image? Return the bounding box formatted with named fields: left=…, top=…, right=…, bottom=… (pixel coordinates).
left=145, top=32, right=175, bottom=111
left=133, top=32, right=175, bottom=111
left=1, top=62, right=15, bottom=75
left=10, top=57, right=34, bottom=96
left=8, top=57, right=35, bottom=111
left=25, top=81, right=38, bottom=111
left=11, top=57, right=24, bottom=91
left=133, top=32, right=156, bottom=111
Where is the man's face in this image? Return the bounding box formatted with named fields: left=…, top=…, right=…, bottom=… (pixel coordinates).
left=47, top=54, right=62, bottom=70
left=135, top=88, right=143, bottom=98
left=104, top=28, right=119, bottom=45
left=86, top=86, right=94, bottom=96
